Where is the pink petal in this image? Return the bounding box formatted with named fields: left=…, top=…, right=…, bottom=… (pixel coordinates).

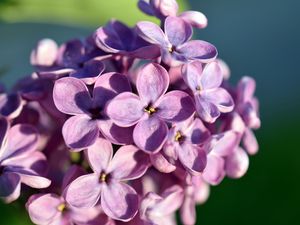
left=62, top=115, right=99, bottom=149
left=200, top=61, right=223, bottom=90
left=165, top=16, right=192, bottom=46
left=87, top=137, right=113, bottom=174
left=136, top=21, right=169, bottom=46
left=225, top=147, right=249, bottom=179
left=65, top=173, right=101, bottom=208
left=195, top=94, right=220, bottom=123
left=202, top=154, right=225, bottom=185
left=156, top=90, right=194, bottom=122
left=243, top=128, right=259, bottom=155
left=26, top=193, right=62, bottom=225
left=178, top=40, right=218, bottom=63
left=150, top=152, right=176, bottom=173
left=106, top=92, right=144, bottom=127
left=207, top=131, right=238, bottom=157
left=185, top=118, right=211, bottom=144
left=109, top=145, right=150, bottom=181
left=93, top=72, right=132, bottom=109
left=0, top=124, right=38, bottom=161
left=53, top=77, right=92, bottom=115
left=133, top=117, right=168, bottom=154
left=201, top=88, right=234, bottom=113
left=136, top=63, right=169, bottom=104
left=30, top=39, right=58, bottom=66
left=180, top=188, right=196, bottom=225
left=179, top=11, right=208, bottom=29
left=151, top=0, right=178, bottom=17
left=237, top=76, right=256, bottom=103
left=177, top=144, right=207, bottom=174
left=101, top=181, right=138, bottom=222
left=0, top=172, right=21, bottom=203
left=182, top=61, right=202, bottom=91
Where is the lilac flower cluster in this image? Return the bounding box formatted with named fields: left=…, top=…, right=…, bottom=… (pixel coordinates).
left=0, top=0, right=261, bottom=224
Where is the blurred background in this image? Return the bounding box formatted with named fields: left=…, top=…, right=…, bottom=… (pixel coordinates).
left=0, top=0, right=299, bottom=224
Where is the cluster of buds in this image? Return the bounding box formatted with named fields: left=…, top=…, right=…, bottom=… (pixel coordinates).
left=0, top=0, right=260, bottom=224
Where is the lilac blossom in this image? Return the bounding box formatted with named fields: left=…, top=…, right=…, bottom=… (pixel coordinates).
left=106, top=63, right=194, bottom=153
left=182, top=61, right=234, bottom=123
left=0, top=117, right=51, bottom=203
left=65, top=138, right=150, bottom=221
left=0, top=92, right=23, bottom=119
left=53, top=73, right=134, bottom=149
left=137, top=16, right=217, bottom=66
left=26, top=165, right=113, bottom=225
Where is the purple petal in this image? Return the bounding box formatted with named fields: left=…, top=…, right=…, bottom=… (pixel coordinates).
left=200, top=61, right=223, bottom=90
left=106, top=92, right=144, bottom=127
left=180, top=189, right=196, bottom=225
left=237, top=76, right=256, bottom=103
left=177, top=144, right=207, bottom=174
left=182, top=61, right=202, bottom=91
left=138, top=0, right=155, bottom=16
left=0, top=172, right=21, bottom=203
left=109, top=145, right=150, bottom=181
left=136, top=21, right=169, bottom=46
left=87, top=137, right=113, bottom=174
left=207, top=131, right=238, bottom=157
left=156, top=90, right=194, bottom=122
left=150, top=152, right=176, bottom=173
left=133, top=117, right=168, bottom=154
left=243, top=128, right=259, bottom=155
left=195, top=94, right=220, bottom=123
left=151, top=0, right=179, bottom=17
left=70, top=59, right=105, bottom=85
left=93, top=72, right=131, bottom=109
left=179, top=11, right=208, bottom=29
left=0, top=124, right=38, bottom=161
left=202, top=154, right=225, bottom=185
left=225, top=147, right=249, bottom=179
left=0, top=117, right=8, bottom=147
left=62, top=115, right=99, bottom=150
left=57, top=39, right=85, bottom=67
left=186, top=118, right=211, bottom=144
left=14, top=169, right=51, bottom=188
left=53, top=77, right=92, bottom=115
left=178, top=40, right=218, bottom=63
left=101, top=181, right=138, bottom=222
left=99, top=120, right=133, bottom=145
left=129, top=44, right=161, bottom=59
left=30, top=39, right=58, bottom=66
left=26, top=194, right=62, bottom=225
left=65, top=173, right=101, bottom=208
left=201, top=88, right=234, bottom=113
left=0, top=93, right=23, bottom=119
left=137, top=63, right=169, bottom=104
left=62, top=165, right=85, bottom=190
left=165, top=16, right=192, bottom=46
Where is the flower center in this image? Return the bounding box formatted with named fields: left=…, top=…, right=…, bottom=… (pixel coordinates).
left=99, top=172, right=108, bottom=183
left=144, top=105, right=156, bottom=115
left=174, top=131, right=185, bottom=143
left=88, top=107, right=102, bottom=120
left=168, top=45, right=176, bottom=53
left=196, top=85, right=202, bottom=91
left=57, top=203, right=66, bottom=212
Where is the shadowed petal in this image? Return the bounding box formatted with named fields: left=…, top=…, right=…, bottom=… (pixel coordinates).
left=200, top=62, right=223, bottom=90
left=87, top=137, right=113, bottom=174
left=101, top=181, right=138, bottom=222
left=65, top=173, right=101, bottom=208
left=109, top=145, right=150, bottom=181
left=150, top=152, right=176, bottom=173
left=225, top=147, right=249, bottom=179
left=178, top=40, right=217, bottom=63
left=0, top=124, right=38, bottom=161
left=179, top=11, right=208, bottom=29
left=195, top=94, right=220, bottom=123
left=0, top=117, right=8, bottom=148
left=99, top=120, right=133, bottom=145
left=201, top=88, right=234, bottom=113
left=165, top=16, right=192, bottom=46
left=62, top=115, right=99, bottom=150
left=207, top=131, right=238, bottom=157
left=106, top=92, right=144, bottom=127
left=182, top=61, right=202, bottom=91
left=156, top=90, right=194, bottom=122
left=70, top=59, right=105, bottom=85
left=136, top=21, right=169, bottom=46
left=26, top=194, right=62, bottom=225
left=133, top=117, right=168, bottom=154
left=177, top=144, right=207, bottom=174
left=0, top=172, right=21, bottom=203
left=237, top=76, right=256, bottom=102
left=186, top=118, right=210, bottom=144
left=0, top=93, right=22, bottom=119
left=53, top=77, right=92, bottom=115
left=62, top=165, right=85, bottom=190
left=137, top=63, right=169, bottom=104
left=202, top=154, right=225, bottom=185
left=93, top=72, right=131, bottom=109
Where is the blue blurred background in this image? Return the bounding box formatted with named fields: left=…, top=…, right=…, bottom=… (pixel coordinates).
left=0, top=0, right=299, bottom=224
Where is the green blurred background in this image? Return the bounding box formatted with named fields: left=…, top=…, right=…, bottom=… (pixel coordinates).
left=0, top=0, right=299, bottom=224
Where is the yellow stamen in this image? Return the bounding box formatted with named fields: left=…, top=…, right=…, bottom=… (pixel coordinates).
left=57, top=203, right=66, bottom=212
left=196, top=85, right=202, bottom=91
left=175, top=131, right=183, bottom=142
left=100, top=173, right=107, bottom=182
left=144, top=107, right=156, bottom=115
